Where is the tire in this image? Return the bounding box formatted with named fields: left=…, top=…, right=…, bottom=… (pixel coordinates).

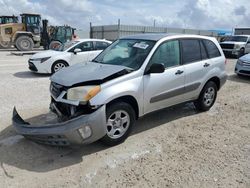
left=49, top=41, right=62, bottom=50
left=101, top=102, right=136, bottom=146
left=194, top=81, right=217, bottom=112
left=0, top=41, right=11, bottom=49
left=15, top=36, right=34, bottom=51
left=51, top=61, right=68, bottom=74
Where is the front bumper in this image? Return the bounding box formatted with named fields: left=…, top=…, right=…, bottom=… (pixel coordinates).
left=222, top=49, right=240, bottom=56
left=28, top=59, right=51, bottom=74
left=12, top=105, right=107, bottom=146
left=235, top=63, right=250, bottom=76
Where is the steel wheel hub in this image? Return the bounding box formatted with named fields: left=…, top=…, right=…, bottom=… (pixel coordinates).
left=54, top=63, right=65, bottom=72
left=107, top=110, right=130, bottom=139
left=203, top=87, right=215, bottom=106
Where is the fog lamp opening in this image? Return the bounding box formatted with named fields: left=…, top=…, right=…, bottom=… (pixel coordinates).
left=78, top=126, right=92, bottom=140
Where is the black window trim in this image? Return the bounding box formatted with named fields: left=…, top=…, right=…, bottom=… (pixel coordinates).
left=199, top=39, right=209, bottom=61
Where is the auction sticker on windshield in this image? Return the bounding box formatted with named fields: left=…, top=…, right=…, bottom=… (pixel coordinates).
left=133, top=42, right=149, bottom=49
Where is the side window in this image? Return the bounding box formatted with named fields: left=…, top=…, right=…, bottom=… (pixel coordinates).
left=95, top=41, right=110, bottom=50
left=200, top=40, right=208, bottom=60
left=203, top=40, right=221, bottom=58
left=181, top=39, right=201, bottom=64
left=72, top=41, right=93, bottom=52
left=149, top=40, right=180, bottom=68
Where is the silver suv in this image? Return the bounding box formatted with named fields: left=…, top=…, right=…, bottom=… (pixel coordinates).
left=13, top=34, right=227, bottom=146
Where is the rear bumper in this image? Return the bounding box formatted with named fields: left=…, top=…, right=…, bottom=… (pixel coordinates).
left=12, top=105, right=107, bottom=146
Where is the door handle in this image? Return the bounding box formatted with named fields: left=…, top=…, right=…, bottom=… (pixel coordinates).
left=203, top=63, right=210, bottom=67
left=175, top=70, right=184, bottom=75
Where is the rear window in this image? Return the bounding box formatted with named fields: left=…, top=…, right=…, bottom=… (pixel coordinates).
left=181, top=39, right=201, bottom=64
left=202, top=40, right=221, bottom=58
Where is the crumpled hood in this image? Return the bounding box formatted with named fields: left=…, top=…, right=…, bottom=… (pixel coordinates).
left=239, top=54, right=250, bottom=63
left=31, top=50, right=62, bottom=59
left=50, top=62, right=130, bottom=87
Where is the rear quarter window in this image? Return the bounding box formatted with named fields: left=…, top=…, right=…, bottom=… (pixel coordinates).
left=203, top=39, right=221, bottom=58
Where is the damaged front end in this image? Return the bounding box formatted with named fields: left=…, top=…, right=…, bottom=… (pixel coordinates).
left=12, top=82, right=107, bottom=146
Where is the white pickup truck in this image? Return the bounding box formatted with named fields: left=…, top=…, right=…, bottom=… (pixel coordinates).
left=220, top=35, right=250, bottom=57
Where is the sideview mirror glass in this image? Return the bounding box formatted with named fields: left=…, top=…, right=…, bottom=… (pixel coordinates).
left=74, top=48, right=82, bottom=54
left=146, top=63, right=165, bottom=74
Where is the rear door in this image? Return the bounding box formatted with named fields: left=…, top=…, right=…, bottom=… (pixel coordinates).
left=143, top=40, right=185, bottom=114
left=182, top=39, right=222, bottom=101
left=181, top=39, right=211, bottom=100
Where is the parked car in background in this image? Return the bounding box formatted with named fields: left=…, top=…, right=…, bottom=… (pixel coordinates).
left=28, top=39, right=112, bottom=74
left=13, top=34, right=227, bottom=146
left=235, top=53, right=250, bottom=76
left=220, top=35, right=250, bottom=58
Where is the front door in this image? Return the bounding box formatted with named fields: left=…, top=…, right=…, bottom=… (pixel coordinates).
left=143, top=40, right=185, bottom=114
left=70, top=41, right=93, bottom=65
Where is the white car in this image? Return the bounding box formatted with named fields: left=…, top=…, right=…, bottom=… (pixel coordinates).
left=28, top=39, right=112, bottom=74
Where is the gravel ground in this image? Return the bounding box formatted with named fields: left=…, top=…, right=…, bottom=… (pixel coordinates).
left=0, top=50, right=249, bottom=188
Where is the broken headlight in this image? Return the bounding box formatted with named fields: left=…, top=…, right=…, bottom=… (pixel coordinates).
left=67, top=85, right=101, bottom=102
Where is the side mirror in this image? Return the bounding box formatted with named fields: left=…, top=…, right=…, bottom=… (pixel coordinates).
left=146, top=63, right=165, bottom=74
left=73, top=48, right=82, bottom=54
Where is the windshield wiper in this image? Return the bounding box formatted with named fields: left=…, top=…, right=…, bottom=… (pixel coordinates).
left=92, top=59, right=103, bottom=63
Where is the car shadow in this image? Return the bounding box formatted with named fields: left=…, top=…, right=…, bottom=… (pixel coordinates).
left=0, top=102, right=198, bottom=173
left=13, top=71, right=50, bottom=79
left=227, top=74, right=250, bottom=84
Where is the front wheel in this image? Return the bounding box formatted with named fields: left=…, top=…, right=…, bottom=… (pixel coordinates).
left=194, top=81, right=217, bottom=112
left=101, top=102, right=136, bottom=146
left=51, top=61, right=68, bottom=73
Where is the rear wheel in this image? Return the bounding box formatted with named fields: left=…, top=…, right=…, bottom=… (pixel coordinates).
left=194, top=81, right=217, bottom=111
left=101, top=102, right=135, bottom=146
left=49, top=41, right=62, bottom=50
left=51, top=61, right=68, bottom=73
left=15, top=36, right=34, bottom=51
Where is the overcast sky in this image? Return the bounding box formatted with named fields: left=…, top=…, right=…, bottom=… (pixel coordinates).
left=0, top=0, right=249, bottom=30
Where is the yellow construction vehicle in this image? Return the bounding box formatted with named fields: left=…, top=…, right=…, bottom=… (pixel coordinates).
left=0, top=13, right=41, bottom=50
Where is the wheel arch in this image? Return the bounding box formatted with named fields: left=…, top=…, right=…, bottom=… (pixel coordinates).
left=106, top=95, right=139, bottom=120
left=51, top=60, right=69, bottom=73
left=205, top=76, right=220, bottom=90
left=14, top=32, right=33, bottom=42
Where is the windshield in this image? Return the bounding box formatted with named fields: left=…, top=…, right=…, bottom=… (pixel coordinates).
left=56, top=41, right=79, bottom=51
left=93, top=39, right=155, bottom=70
left=224, top=36, right=248, bottom=42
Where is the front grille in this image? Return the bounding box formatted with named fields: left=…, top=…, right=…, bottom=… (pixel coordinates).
left=50, top=82, right=64, bottom=98
left=28, top=61, right=38, bottom=72
left=25, top=135, right=70, bottom=146
left=239, top=70, right=250, bottom=75
left=242, top=61, right=250, bottom=67
left=220, top=43, right=235, bottom=49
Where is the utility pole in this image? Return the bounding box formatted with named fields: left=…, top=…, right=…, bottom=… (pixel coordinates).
left=153, top=19, right=156, bottom=27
